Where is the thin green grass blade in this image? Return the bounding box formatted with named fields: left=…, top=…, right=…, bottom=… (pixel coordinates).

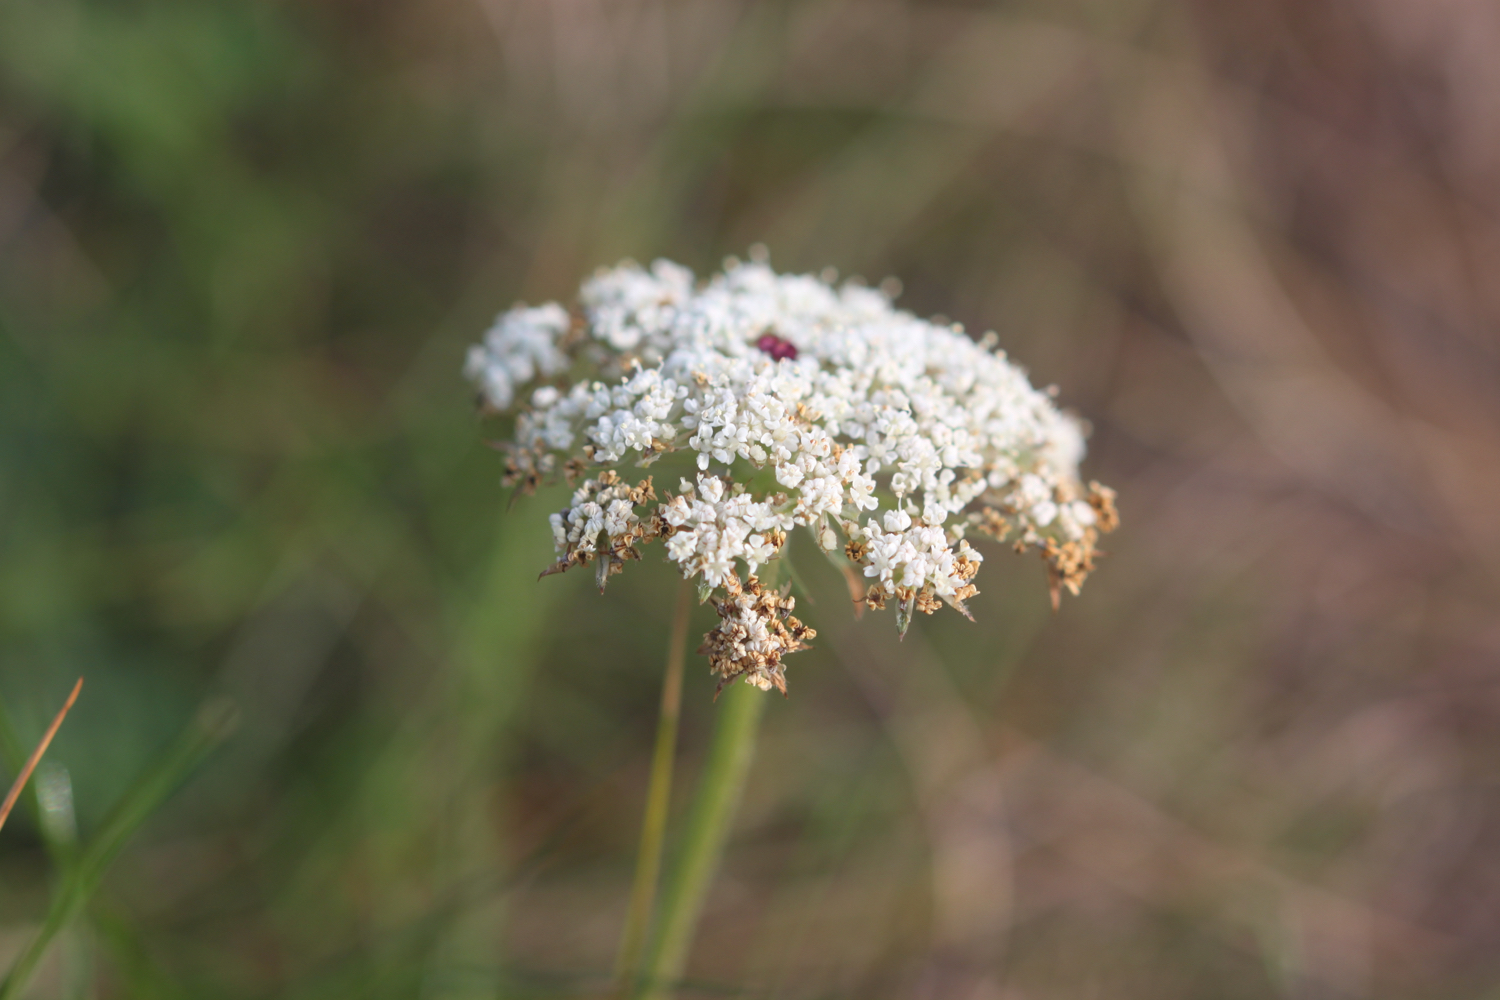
left=613, top=577, right=693, bottom=996
left=641, top=681, right=767, bottom=1000
left=0, top=698, right=238, bottom=1000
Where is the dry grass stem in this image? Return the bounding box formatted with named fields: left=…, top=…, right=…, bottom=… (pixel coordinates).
left=0, top=678, right=82, bottom=836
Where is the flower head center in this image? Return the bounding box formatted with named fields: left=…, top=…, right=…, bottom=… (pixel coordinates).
left=755, top=332, right=798, bottom=361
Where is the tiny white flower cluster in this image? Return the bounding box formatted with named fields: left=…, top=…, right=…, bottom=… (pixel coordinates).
left=467, top=253, right=1117, bottom=692
left=463, top=303, right=572, bottom=411
left=543, top=470, right=658, bottom=590
left=661, top=474, right=791, bottom=587
left=858, top=508, right=984, bottom=611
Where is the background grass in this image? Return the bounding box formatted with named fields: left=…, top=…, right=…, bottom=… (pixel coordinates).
left=4, top=0, right=1500, bottom=996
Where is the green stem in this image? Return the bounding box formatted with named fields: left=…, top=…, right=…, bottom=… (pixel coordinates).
left=640, top=680, right=767, bottom=1000
left=614, top=577, right=693, bottom=996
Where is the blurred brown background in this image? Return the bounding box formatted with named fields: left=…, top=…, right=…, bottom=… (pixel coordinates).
left=2, top=0, right=1499, bottom=997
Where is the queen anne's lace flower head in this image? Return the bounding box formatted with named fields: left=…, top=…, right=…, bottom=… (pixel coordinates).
left=466, top=251, right=1118, bottom=695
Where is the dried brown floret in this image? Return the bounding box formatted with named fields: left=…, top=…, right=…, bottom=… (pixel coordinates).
left=949, top=552, right=982, bottom=614
left=635, top=437, right=677, bottom=466
left=499, top=442, right=555, bottom=494
left=914, top=588, right=944, bottom=615
left=970, top=506, right=1012, bottom=543
left=699, top=573, right=816, bottom=697
left=1036, top=481, right=1119, bottom=609
left=1087, top=481, right=1119, bottom=533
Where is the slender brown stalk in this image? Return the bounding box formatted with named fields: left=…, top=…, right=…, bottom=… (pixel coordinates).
left=613, top=578, right=693, bottom=997
left=0, top=678, right=82, bottom=836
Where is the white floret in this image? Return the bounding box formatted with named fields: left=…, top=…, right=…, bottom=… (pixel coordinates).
left=464, top=303, right=571, bottom=411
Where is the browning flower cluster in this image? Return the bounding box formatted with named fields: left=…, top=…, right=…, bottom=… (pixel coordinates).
left=1040, top=481, right=1119, bottom=610
left=698, top=573, right=815, bottom=697
left=544, top=470, right=659, bottom=590
left=466, top=252, right=1118, bottom=694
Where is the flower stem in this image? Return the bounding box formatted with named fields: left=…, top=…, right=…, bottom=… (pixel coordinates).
left=614, top=577, right=693, bottom=997
left=640, top=679, right=767, bottom=1000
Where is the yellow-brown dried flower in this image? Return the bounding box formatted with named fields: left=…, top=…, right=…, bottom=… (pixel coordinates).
left=699, top=573, right=816, bottom=697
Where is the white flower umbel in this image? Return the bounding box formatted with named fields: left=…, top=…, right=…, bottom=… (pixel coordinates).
left=467, top=252, right=1118, bottom=694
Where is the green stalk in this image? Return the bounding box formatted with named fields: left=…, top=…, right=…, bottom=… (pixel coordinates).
left=613, top=577, right=693, bottom=996
left=640, top=669, right=768, bottom=999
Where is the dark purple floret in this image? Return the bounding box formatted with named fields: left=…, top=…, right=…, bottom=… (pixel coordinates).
left=755, top=332, right=799, bottom=361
